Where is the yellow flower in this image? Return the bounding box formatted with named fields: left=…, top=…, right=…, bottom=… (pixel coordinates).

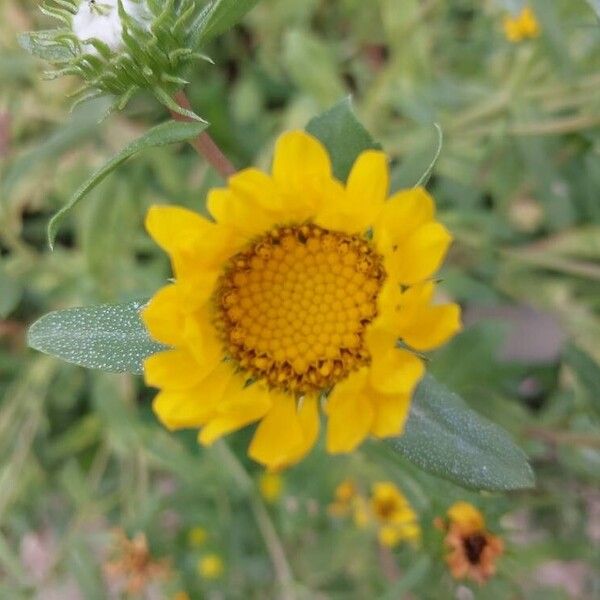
left=172, top=592, right=191, bottom=600
left=188, top=526, right=208, bottom=547
left=328, top=479, right=358, bottom=517
left=370, top=481, right=421, bottom=547
left=259, top=472, right=283, bottom=503
left=503, top=7, right=540, bottom=43
left=143, top=130, right=461, bottom=469
left=197, top=554, right=224, bottom=580
left=437, top=502, right=504, bottom=585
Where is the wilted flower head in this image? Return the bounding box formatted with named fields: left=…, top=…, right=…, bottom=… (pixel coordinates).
left=436, top=502, right=504, bottom=585
left=103, top=530, right=171, bottom=595
left=19, top=0, right=216, bottom=119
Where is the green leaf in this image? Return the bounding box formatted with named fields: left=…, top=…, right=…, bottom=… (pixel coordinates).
left=391, top=123, right=443, bottom=190
left=385, top=375, right=535, bottom=491
left=306, top=97, right=381, bottom=182
left=18, top=30, right=74, bottom=63
left=27, top=301, right=166, bottom=374
left=563, top=343, right=600, bottom=415
left=47, top=119, right=209, bottom=249
left=192, top=0, right=261, bottom=46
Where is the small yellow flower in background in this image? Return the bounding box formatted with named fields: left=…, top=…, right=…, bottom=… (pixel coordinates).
left=328, top=479, right=358, bottom=517
left=188, top=526, right=208, bottom=547
left=172, top=592, right=191, bottom=600
left=503, top=7, right=540, bottom=42
left=436, top=502, right=504, bottom=585
left=329, top=479, right=420, bottom=548
left=198, top=553, right=224, bottom=580
left=259, top=472, right=284, bottom=503
left=370, top=482, right=421, bottom=547
left=143, top=130, right=461, bottom=470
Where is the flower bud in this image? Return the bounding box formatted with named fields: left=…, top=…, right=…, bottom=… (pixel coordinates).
left=19, top=0, right=214, bottom=120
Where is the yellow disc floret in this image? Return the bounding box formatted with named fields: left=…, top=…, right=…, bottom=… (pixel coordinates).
left=215, top=224, right=385, bottom=394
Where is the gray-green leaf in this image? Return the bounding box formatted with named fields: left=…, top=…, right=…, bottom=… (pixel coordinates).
left=306, top=97, right=381, bottom=182
left=27, top=301, right=166, bottom=374
left=385, top=375, right=535, bottom=491
left=47, top=120, right=209, bottom=249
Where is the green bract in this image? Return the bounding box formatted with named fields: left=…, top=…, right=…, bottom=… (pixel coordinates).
left=18, top=0, right=257, bottom=120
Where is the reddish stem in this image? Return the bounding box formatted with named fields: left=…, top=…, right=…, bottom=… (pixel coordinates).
left=171, top=91, right=236, bottom=179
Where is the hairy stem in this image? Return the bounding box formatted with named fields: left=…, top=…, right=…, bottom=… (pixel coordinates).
left=214, top=441, right=297, bottom=600
left=171, top=91, right=236, bottom=178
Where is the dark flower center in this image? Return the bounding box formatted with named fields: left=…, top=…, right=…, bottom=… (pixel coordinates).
left=463, top=533, right=487, bottom=564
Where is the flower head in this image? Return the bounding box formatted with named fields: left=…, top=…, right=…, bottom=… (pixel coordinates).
left=103, top=530, right=171, bottom=595
left=328, top=479, right=358, bottom=517
left=197, top=553, right=224, bottom=580
left=503, top=7, right=540, bottom=43
left=143, top=130, right=461, bottom=469
left=437, top=502, right=504, bottom=585
left=370, top=481, right=421, bottom=547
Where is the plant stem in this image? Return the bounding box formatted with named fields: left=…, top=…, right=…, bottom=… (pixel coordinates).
left=170, top=91, right=236, bottom=179
left=214, top=441, right=297, bottom=600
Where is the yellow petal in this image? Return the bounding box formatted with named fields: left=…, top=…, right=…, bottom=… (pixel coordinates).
left=145, top=204, right=210, bottom=252
left=144, top=348, right=207, bottom=391
left=326, top=369, right=374, bottom=453
left=248, top=394, right=304, bottom=469
left=345, top=150, right=389, bottom=221
left=272, top=130, right=332, bottom=189
left=228, top=168, right=283, bottom=213
left=141, top=285, right=185, bottom=346
left=152, top=361, right=233, bottom=430
left=277, top=395, right=320, bottom=468
left=447, top=501, right=485, bottom=532
left=400, top=303, right=462, bottom=351
left=182, top=308, right=223, bottom=370
left=391, top=282, right=462, bottom=351
left=374, top=187, right=435, bottom=251
left=316, top=150, right=388, bottom=233
left=198, top=380, right=272, bottom=446
left=370, top=390, right=411, bottom=438
left=206, top=188, right=279, bottom=239
left=145, top=205, right=231, bottom=274
left=385, top=221, right=452, bottom=285
left=366, top=327, right=424, bottom=396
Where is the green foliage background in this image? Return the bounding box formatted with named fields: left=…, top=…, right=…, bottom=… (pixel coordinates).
left=1, top=0, right=600, bottom=598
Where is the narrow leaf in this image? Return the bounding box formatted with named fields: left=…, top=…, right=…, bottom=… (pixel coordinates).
left=563, top=343, right=600, bottom=416
left=18, top=30, right=74, bottom=63
left=413, top=123, right=443, bottom=188
left=27, top=301, right=166, bottom=374
left=48, top=120, right=208, bottom=248
left=306, top=97, right=380, bottom=182
left=385, top=375, right=535, bottom=491
left=192, top=0, right=260, bottom=46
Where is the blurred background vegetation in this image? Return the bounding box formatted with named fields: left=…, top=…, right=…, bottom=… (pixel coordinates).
left=1, top=0, right=600, bottom=598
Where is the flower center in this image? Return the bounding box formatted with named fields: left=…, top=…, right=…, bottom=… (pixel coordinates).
left=463, top=534, right=487, bottom=565
left=215, top=224, right=385, bottom=394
